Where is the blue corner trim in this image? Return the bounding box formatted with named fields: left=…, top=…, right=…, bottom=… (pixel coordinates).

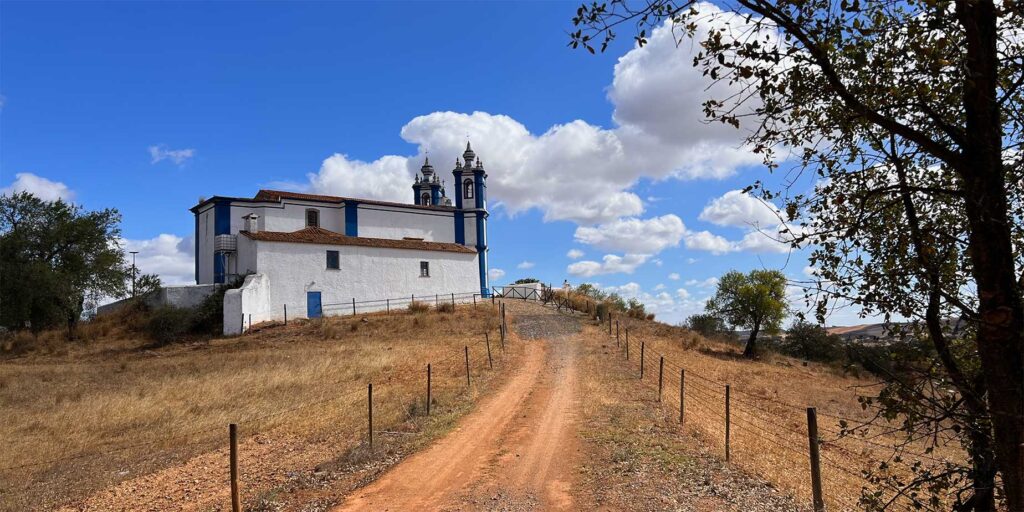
left=455, top=211, right=465, bottom=245
left=453, top=170, right=463, bottom=209
left=477, top=247, right=488, bottom=296
left=431, top=185, right=441, bottom=206
left=194, top=212, right=199, bottom=284
left=473, top=169, right=485, bottom=209
left=345, top=202, right=359, bottom=236
left=213, top=200, right=230, bottom=283
left=413, top=187, right=420, bottom=205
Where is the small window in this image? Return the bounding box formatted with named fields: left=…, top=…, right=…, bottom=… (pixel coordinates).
left=306, top=209, right=320, bottom=228
left=326, top=250, right=339, bottom=269
left=420, top=261, right=430, bottom=277
left=463, top=178, right=474, bottom=199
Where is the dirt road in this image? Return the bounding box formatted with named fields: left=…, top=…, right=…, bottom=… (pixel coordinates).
left=336, top=310, right=582, bottom=511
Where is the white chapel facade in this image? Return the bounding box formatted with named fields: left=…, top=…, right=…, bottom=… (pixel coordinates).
left=190, top=143, right=491, bottom=333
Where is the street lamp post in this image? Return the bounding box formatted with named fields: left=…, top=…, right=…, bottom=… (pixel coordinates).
left=129, top=251, right=139, bottom=297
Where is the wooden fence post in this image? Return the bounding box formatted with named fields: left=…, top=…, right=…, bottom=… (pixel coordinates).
left=240, top=313, right=244, bottom=333
left=473, top=294, right=476, bottom=306
left=229, top=423, right=240, bottom=512
left=626, top=330, right=630, bottom=360
left=284, top=304, right=288, bottom=325
left=486, top=333, right=493, bottom=369
left=386, top=298, right=390, bottom=315
left=351, top=297, right=356, bottom=316
left=679, top=369, right=686, bottom=424
left=658, top=356, right=664, bottom=402
left=426, top=364, right=432, bottom=415
left=608, top=313, right=612, bottom=335
left=452, top=292, right=455, bottom=306
left=368, top=383, right=373, bottom=450
left=248, top=314, right=252, bottom=330
left=640, top=341, right=645, bottom=379
left=435, top=294, right=439, bottom=308
left=725, top=384, right=731, bottom=462
left=807, top=407, right=825, bottom=512
left=464, top=346, right=471, bottom=388
left=616, top=321, right=620, bottom=345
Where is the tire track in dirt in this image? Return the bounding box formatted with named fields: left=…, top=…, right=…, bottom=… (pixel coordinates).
left=335, top=306, right=582, bottom=511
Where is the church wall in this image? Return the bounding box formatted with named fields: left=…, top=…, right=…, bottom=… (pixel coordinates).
left=229, top=201, right=345, bottom=233
left=356, top=204, right=456, bottom=242
left=251, top=240, right=479, bottom=321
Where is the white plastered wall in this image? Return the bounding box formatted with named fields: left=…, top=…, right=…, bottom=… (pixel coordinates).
left=357, top=205, right=455, bottom=242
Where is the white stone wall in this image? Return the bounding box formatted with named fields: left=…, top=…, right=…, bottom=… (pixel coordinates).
left=223, top=273, right=273, bottom=335
left=463, top=211, right=479, bottom=247
left=357, top=204, right=455, bottom=242
left=253, top=241, right=480, bottom=321
left=231, top=201, right=345, bottom=234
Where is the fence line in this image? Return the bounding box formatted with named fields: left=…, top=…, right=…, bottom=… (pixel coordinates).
left=1, top=301, right=510, bottom=482
left=530, top=290, right=949, bottom=512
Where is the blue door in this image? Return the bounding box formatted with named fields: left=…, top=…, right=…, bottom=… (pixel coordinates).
left=307, top=291, right=322, bottom=318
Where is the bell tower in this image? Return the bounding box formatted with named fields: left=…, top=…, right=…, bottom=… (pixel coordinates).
left=452, top=142, right=489, bottom=295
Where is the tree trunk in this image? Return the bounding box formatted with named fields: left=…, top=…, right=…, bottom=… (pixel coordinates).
left=743, top=322, right=759, bottom=358
left=956, top=1, right=1024, bottom=507
left=962, top=425, right=997, bottom=512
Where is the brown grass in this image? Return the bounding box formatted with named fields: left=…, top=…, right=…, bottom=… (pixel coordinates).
left=608, top=315, right=966, bottom=512
left=0, top=304, right=509, bottom=511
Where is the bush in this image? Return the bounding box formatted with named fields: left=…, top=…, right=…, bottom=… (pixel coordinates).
left=145, top=306, right=194, bottom=346
left=596, top=302, right=610, bottom=322
left=774, top=320, right=845, bottom=362
left=408, top=301, right=430, bottom=314
left=685, top=313, right=729, bottom=338
left=436, top=302, right=455, bottom=314
left=512, top=277, right=540, bottom=284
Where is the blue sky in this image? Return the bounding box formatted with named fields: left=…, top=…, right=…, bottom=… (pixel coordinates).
left=2, top=1, right=851, bottom=325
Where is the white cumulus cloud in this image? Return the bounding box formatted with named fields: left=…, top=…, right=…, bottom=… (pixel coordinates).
left=567, top=253, right=650, bottom=277
left=699, top=190, right=782, bottom=228
left=668, top=272, right=681, bottom=281
left=488, top=268, right=506, bottom=281
left=567, top=249, right=585, bottom=259
left=122, top=234, right=195, bottom=285
left=516, top=261, right=535, bottom=269
left=1, top=172, right=75, bottom=202
left=299, top=9, right=767, bottom=225
left=574, top=214, right=685, bottom=254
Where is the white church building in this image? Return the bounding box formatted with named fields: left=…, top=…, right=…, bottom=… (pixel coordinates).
left=191, top=143, right=491, bottom=334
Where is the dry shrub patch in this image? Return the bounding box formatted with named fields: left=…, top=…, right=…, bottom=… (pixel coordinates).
left=0, top=303, right=508, bottom=511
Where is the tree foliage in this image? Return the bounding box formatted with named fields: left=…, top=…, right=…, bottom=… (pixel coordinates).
left=0, top=192, right=130, bottom=337
left=570, top=0, right=1024, bottom=508
left=705, top=269, right=787, bottom=357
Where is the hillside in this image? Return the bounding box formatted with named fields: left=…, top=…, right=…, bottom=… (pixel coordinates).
left=0, top=298, right=967, bottom=511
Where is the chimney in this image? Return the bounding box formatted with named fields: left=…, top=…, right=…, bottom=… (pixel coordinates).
left=243, top=213, right=259, bottom=233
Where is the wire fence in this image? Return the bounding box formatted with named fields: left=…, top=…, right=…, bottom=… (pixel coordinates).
left=533, top=290, right=959, bottom=512
left=0, top=297, right=516, bottom=512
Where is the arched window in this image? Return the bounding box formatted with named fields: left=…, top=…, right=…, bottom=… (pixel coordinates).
left=463, top=178, right=474, bottom=199
left=305, top=208, right=320, bottom=228
left=421, top=192, right=430, bottom=205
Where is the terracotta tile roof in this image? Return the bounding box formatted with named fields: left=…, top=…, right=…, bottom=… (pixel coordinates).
left=254, top=189, right=454, bottom=211
left=241, top=227, right=476, bottom=254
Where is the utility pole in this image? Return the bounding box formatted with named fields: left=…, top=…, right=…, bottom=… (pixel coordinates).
left=129, top=251, right=139, bottom=297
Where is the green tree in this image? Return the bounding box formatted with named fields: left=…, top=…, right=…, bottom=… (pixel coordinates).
left=570, top=1, right=1024, bottom=507
left=705, top=270, right=787, bottom=358
left=0, top=192, right=130, bottom=338
left=512, top=277, right=540, bottom=284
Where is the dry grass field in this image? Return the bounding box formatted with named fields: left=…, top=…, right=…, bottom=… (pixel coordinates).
left=0, top=303, right=515, bottom=511
left=605, top=315, right=966, bottom=512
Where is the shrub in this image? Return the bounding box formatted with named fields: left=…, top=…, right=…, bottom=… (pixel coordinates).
left=436, top=302, right=455, bottom=314
left=145, top=306, right=194, bottom=346
left=685, top=313, right=729, bottom=339
left=775, top=320, right=845, bottom=363
left=595, top=302, right=610, bottom=322
left=512, top=277, right=540, bottom=284
left=408, top=301, right=430, bottom=314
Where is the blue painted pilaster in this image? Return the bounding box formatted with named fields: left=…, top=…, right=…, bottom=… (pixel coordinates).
left=213, top=200, right=231, bottom=284
left=344, top=202, right=359, bottom=236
